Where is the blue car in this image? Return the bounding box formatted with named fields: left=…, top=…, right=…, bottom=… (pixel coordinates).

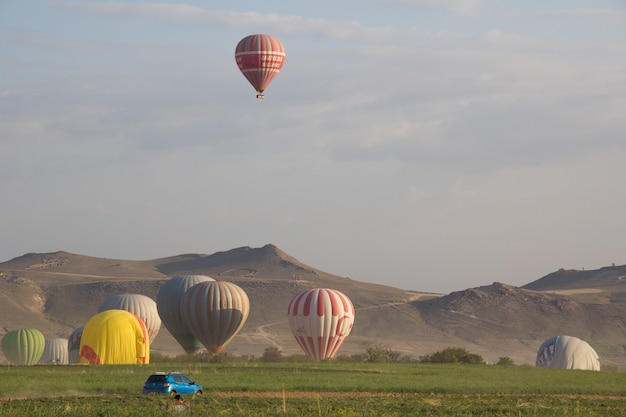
left=142, top=372, right=203, bottom=396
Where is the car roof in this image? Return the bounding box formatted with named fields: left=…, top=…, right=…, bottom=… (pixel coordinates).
left=150, top=372, right=186, bottom=376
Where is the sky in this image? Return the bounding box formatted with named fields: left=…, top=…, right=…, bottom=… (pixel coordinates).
left=1, top=1, right=625, bottom=294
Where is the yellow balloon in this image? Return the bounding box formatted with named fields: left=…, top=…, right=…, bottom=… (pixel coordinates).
left=79, top=309, right=149, bottom=364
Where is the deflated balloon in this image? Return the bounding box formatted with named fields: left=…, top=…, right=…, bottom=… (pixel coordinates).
left=180, top=281, right=250, bottom=354
left=156, top=275, right=215, bottom=354
left=287, top=288, right=355, bottom=361
left=79, top=309, right=149, bottom=365
left=68, top=325, right=84, bottom=364
left=39, top=338, right=69, bottom=365
left=98, top=293, right=161, bottom=343
left=235, top=34, right=286, bottom=98
left=1, top=328, right=45, bottom=365
left=536, top=335, right=600, bottom=371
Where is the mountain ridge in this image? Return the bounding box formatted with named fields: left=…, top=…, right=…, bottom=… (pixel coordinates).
left=1, top=244, right=626, bottom=368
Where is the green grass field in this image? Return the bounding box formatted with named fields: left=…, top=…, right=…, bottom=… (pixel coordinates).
left=1, top=363, right=625, bottom=416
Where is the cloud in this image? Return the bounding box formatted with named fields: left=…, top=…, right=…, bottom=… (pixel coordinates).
left=383, top=0, right=489, bottom=16
left=54, top=2, right=394, bottom=41
left=542, top=8, right=626, bottom=22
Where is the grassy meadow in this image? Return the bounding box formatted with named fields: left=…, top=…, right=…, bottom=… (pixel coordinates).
left=1, top=362, right=625, bottom=416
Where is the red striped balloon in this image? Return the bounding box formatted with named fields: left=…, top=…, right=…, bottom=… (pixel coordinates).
left=287, top=288, right=355, bottom=361
left=180, top=281, right=250, bottom=354
left=235, top=34, right=285, bottom=98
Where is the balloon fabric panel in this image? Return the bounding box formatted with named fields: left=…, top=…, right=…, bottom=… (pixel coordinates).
left=68, top=326, right=84, bottom=363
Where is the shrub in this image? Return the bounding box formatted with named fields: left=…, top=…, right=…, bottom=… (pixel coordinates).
left=496, top=356, right=515, bottom=366
left=419, top=347, right=485, bottom=364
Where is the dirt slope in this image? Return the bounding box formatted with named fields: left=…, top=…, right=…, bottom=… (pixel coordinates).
left=1, top=245, right=625, bottom=368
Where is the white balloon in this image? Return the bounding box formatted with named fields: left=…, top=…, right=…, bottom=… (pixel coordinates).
left=536, top=335, right=600, bottom=371
left=156, top=275, right=215, bottom=353
left=98, top=293, right=161, bottom=343
left=39, top=338, right=69, bottom=365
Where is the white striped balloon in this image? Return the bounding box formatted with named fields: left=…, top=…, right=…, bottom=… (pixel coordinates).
left=287, top=288, right=355, bottom=361
left=98, top=294, right=161, bottom=343
left=39, top=338, right=69, bottom=365
left=156, top=275, right=215, bottom=354
left=180, top=281, right=250, bottom=354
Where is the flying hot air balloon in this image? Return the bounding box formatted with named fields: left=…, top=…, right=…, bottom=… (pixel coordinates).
left=235, top=34, right=286, bottom=99
left=180, top=281, right=250, bottom=354
left=287, top=288, right=355, bottom=361
left=98, top=293, right=161, bottom=343
left=79, top=309, right=149, bottom=365
left=156, top=275, right=215, bottom=354
left=1, top=328, right=45, bottom=365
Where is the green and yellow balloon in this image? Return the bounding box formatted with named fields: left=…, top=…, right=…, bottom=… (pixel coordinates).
left=1, top=328, right=45, bottom=365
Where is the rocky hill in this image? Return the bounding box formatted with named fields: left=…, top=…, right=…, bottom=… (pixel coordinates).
left=1, top=244, right=625, bottom=368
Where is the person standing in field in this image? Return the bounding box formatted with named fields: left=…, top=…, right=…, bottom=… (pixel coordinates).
left=161, top=394, right=190, bottom=412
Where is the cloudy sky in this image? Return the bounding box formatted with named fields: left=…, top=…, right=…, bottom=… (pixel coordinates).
left=1, top=1, right=625, bottom=294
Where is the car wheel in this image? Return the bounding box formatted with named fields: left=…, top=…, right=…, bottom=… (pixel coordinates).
left=169, top=390, right=177, bottom=397
left=193, top=390, right=202, bottom=398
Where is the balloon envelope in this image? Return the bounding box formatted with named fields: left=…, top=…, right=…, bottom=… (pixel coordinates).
left=79, top=309, right=149, bottom=364
left=98, top=293, right=161, bottom=343
left=39, top=338, right=69, bottom=365
left=68, top=325, right=84, bottom=364
left=235, top=34, right=285, bottom=98
left=287, top=288, right=355, bottom=361
left=156, top=275, right=215, bottom=354
left=180, top=281, right=250, bottom=354
left=1, top=328, right=45, bottom=365
left=536, top=335, right=600, bottom=371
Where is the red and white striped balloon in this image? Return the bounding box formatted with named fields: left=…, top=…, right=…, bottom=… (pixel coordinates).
left=235, top=34, right=285, bottom=98
left=287, top=288, right=355, bottom=361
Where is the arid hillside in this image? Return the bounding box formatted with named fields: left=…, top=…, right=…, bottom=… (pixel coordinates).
left=1, top=244, right=625, bottom=368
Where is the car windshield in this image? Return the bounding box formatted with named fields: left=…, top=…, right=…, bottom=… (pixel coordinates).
left=146, top=374, right=168, bottom=382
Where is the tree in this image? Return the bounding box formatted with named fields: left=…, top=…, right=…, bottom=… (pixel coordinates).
left=361, top=342, right=402, bottom=363
left=260, top=347, right=283, bottom=362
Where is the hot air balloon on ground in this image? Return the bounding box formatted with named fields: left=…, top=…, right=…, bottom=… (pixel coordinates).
left=1, top=328, right=45, bottom=365
left=98, top=293, right=161, bottom=343
left=287, top=288, right=355, bottom=361
left=235, top=34, right=285, bottom=99
left=79, top=309, right=149, bottom=365
left=39, top=338, right=69, bottom=365
left=180, top=281, right=250, bottom=354
left=536, top=335, right=600, bottom=371
left=156, top=275, right=215, bottom=354
left=68, top=325, right=84, bottom=364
